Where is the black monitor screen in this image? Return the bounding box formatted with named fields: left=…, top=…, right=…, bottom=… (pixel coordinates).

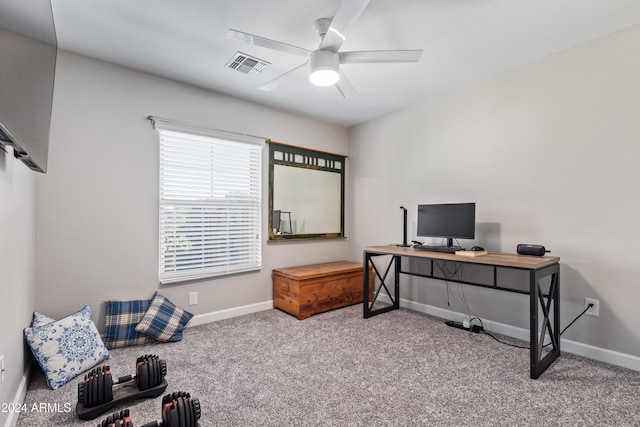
left=417, top=203, right=475, bottom=242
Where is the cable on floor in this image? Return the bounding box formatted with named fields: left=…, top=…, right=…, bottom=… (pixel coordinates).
left=474, top=303, right=594, bottom=350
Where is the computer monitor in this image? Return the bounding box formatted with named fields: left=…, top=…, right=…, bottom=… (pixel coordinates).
left=417, top=203, right=476, bottom=247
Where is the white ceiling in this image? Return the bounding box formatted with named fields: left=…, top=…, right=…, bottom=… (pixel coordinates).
left=3, top=0, right=640, bottom=127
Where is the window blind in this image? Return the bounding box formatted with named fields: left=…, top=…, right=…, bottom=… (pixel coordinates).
left=156, top=124, right=263, bottom=284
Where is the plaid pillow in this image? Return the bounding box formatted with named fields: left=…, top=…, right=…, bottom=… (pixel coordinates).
left=103, top=300, right=154, bottom=349
left=135, top=292, right=193, bottom=342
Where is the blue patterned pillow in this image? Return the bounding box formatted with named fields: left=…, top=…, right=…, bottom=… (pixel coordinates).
left=103, top=299, right=154, bottom=349
left=24, top=306, right=110, bottom=390
left=31, top=311, right=56, bottom=328
left=135, top=292, right=193, bottom=342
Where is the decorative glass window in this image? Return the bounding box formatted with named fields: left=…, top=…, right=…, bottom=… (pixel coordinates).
left=268, top=142, right=346, bottom=241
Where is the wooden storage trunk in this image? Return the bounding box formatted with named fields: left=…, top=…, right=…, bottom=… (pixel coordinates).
left=273, top=261, right=373, bottom=320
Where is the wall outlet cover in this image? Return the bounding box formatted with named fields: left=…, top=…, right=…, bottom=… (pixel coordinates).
left=189, top=291, right=198, bottom=306
left=585, top=298, right=600, bottom=317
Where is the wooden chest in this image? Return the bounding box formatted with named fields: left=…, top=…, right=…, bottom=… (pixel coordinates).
left=273, top=261, right=373, bottom=320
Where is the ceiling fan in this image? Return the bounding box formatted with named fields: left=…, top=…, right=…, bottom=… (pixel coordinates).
left=225, top=0, right=422, bottom=97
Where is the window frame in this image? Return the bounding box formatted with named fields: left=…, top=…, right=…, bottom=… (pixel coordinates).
left=151, top=117, right=264, bottom=284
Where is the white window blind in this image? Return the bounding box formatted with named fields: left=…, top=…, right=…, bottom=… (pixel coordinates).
left=153, top=119, right=264, bottom=284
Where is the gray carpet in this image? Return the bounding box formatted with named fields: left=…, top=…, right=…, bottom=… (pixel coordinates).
left=17, top=305, right=640, bottom=426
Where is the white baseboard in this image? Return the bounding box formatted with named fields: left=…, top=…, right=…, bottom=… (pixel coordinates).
left=4, top=365, right=31, bottom=427
left=386, top=297, right=640, bottom=372
left=186, top=300, right=273, bottom=327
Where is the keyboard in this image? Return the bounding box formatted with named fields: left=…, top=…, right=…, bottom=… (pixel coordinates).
left=413, top=245, right=463, bottom=253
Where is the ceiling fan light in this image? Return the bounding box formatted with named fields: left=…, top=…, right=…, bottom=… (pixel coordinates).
left=309, top=49, right=340, bottom=86
left=310, top=67, right=340, bottom=86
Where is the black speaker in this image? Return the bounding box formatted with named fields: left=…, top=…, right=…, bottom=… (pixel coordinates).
left=517, top=244, right=548, bottom=256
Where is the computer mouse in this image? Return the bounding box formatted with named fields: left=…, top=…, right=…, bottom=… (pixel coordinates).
left=469, top=246, right=485, bottom=251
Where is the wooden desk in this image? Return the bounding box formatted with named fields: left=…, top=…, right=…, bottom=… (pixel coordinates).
left=363, top=245, right=560, bottom=379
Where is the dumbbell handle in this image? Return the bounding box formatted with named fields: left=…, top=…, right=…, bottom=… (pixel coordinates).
left=139, top=420, right=162, bottom=427
left=113, top=374, right=135, bottom=385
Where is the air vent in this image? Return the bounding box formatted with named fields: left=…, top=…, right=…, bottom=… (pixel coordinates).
left=226, top=52, right=269, bottom=76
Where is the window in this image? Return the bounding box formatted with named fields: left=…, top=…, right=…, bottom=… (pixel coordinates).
left=151, top=117, right=264, bottom=284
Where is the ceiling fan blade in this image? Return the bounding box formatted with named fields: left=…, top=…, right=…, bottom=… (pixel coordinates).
left=259, top=62, right=308, bottom=92
left=335, top=69, right=357, bottom=98
left=226, top=29, right=310, bottom=57
left=339, top=50, right=423, bottom=64
left=319, top=0, right=370, bottom=52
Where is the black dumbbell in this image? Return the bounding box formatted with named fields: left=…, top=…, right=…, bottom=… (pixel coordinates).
left=141, top=391, right=201, bottom=427
left=97, top=409, right=134, bottom=427
left=96, top=392, right=201, bottom=427
left=79, top=355, right=167, bottom=408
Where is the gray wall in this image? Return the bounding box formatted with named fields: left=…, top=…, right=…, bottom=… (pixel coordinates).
left=348, top=24, right=640, bottom=361
left=0, top=145, right=36, bottom=426
left=35, top=50, right=352, bottom=327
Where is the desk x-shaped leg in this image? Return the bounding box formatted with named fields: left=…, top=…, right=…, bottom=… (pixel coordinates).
left=363, top=252, right=400, bottom=318
left=529, top=264, right=561, bottom=379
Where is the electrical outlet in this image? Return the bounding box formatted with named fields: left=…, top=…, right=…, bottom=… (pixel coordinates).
left=585, top=298, right=600, bottom=317
left=189, top=291, right=198, bottom=306
left=1, top=354, right=5, bottom=383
